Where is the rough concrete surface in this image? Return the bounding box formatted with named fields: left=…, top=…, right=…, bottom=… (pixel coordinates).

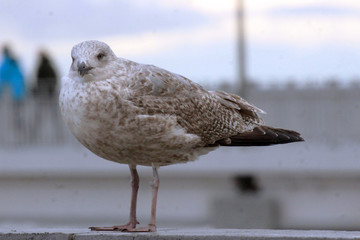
left=1, top=228, right=360, bottom=240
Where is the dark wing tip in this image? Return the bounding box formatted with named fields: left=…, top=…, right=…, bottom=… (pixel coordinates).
left=217, top=126, right=304, bottom=147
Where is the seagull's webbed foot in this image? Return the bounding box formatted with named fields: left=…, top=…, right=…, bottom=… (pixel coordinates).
left=89, top=223, right=156, bottom=232
left=122, top=224, right=156, bottom=232
left=89, top=221, right=139, bottom=232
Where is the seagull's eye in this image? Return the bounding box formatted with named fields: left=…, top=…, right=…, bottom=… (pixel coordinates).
left=97, top=53, right=105, bottom=60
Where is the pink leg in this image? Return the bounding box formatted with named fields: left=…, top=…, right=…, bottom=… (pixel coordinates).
left=128, top=165, right=140, bottom=226
left=125, top=165, right=159, bottom=232
left=150, top=166, right=159, bottom=228
left=90, top=164, right=140, bottom=231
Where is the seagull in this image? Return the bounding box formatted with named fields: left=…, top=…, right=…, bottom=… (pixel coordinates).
left=59, top=40, right=303, bottom=232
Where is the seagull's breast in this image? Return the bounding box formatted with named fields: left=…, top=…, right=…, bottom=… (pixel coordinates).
left=60, top=77, right=129, bottom=142
left=59, top=76, right=207, bottom=166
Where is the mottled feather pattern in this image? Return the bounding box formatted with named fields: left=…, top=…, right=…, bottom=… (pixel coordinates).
left=126, top=64, right=264, bottom=144
left=60, top=40, right=302, bottom=167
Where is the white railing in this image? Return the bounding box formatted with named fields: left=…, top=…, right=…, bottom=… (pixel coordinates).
left=2, top=84, right=360, bottom=147
left=0, top=94, right=76, bottom=147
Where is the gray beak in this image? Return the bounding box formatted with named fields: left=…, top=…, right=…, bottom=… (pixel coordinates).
left=78, top=62, right=94, bottom=76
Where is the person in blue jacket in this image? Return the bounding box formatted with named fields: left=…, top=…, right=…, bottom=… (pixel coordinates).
left=0, top=46, right=25, bottom=101
left=0, top=45, right=26, bottom=136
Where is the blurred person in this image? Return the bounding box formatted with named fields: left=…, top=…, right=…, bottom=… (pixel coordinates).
left=0, top=45, right=26, bottom=101
left=0, top=45, right=26, bottom=136
left=31, top=50, right=63, bottom=143
left=32, top=51, right=57, bottom=97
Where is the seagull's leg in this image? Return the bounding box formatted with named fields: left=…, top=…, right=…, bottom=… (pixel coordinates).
left=90, top=164, right=140, bottom=231
left=148, top=165, right=160, bottom=231
left=128, top=165, right=140, bottom=226
left=125, top=165, right=159, bottom=232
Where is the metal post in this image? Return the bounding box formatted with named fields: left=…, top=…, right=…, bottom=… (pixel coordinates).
left=237, top=0, right=247, bottom=97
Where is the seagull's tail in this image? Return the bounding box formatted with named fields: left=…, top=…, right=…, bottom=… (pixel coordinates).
left=218, top=126, right=304, bottom=146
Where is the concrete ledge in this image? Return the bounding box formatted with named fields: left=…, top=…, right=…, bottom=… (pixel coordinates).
left=1, top=229, right=360, bottom=240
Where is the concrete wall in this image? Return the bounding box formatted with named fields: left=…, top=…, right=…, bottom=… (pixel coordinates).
left=2, top=229, right=360, bottom=240
left=246, top=86, right=360, bottom=144
left=1, top=85, right=360, bottom=230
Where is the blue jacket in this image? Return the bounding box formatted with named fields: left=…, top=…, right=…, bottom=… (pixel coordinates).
left=0, top=53, right=25, bottom=101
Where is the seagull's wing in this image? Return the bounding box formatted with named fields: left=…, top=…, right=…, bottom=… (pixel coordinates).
left=126, top=64, right=265, bottom=146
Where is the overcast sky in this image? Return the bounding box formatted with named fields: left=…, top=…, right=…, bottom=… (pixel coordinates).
left=1, top=0, right=360, bottom=86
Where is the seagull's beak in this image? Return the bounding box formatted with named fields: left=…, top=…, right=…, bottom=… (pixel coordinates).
left=78, top=62, right=94, bottom=76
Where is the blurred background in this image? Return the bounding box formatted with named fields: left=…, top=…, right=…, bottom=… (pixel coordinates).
left=1, top=0, right=360, bottom=231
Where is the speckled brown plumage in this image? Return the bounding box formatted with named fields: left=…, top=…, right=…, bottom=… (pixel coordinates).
left=59, top=41, right=302, bottom=167
left=59, top=40, right=303, bottom=232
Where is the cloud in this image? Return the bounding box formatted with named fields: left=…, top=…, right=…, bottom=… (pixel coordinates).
left=246, top=0, right=360, bottom=14
left=156, top=0, right=236, bottom=15
left=268, top=5, right=360, bottom=17
left=0, top=0, right=210, bottom=42
left=103, top=19, right=234, bottom=58
left=2, top=0, right=360, bottom=83
left=246, top=1, right=360, bottom=47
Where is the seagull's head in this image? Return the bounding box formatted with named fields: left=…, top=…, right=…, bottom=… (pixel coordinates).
left=70, top=40, right=117, bottom=80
